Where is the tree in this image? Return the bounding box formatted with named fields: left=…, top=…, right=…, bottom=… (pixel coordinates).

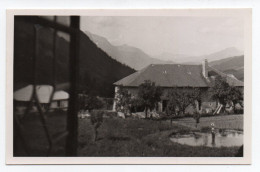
left=166, top=87, right=202, bottom=125
left=114, top=86, right=132, bottom=116
left=210, top=76, right=231, bottom=107
left=190, top=88, right=202, bottom=111
left=137, top=80, right=162, bottom=118
left=78, top=94, right=104, bottom=141
left=210, top=76, right=243, bottom=114
left=129, top=97, right=144, bottom=113
left=227, top=86, right=244, bottom=113
left=166, top=87, right=200, bottom=116
left=189, top=88, right=202, bottom=127
left=193, top=112, right=201, bottom=128
left=165, top=96, right=178, bottom=124
left=82, top=95, right=104, bottom=111
left=211, top=77, right=244, bottom=113
left=90, top=110, right=103, bottom=141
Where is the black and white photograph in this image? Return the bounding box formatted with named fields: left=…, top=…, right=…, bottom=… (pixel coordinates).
left=5, top=9, right=252, bottom=164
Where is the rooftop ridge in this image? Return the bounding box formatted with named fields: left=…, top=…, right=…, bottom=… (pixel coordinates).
left=114, top=63, right=210, bottom=87
left=149, top=63, right=201, bottom=66
left=208, top=66, right=244, bottom=86
left=113, top=64, right=151, bottom=85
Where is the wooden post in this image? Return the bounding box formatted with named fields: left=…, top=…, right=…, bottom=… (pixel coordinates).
left=65, top=16, right=80, bottom=156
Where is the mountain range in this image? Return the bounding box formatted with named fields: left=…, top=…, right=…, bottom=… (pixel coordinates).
left=84, top=31, right=174, bottom=70
left=14, top=16, right=244, bottom=100
left=209, top=55, right=244, bottom=81
left=154, top=47, right=243, bottom=64
left=84, top=31, right=243, bottom=72
left=177, top=47, right=243, bottom=64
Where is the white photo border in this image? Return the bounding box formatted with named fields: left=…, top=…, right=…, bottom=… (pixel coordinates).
left=6, top=8, right=252, bottom=165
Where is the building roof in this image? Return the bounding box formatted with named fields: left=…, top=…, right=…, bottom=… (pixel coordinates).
left=208, top=66, right=244, bottom=87
left=14, top=85, right=69, bottom=103
left=114, top=64, right=209, bottom=87
left=114, top=64, right=244, bottom=87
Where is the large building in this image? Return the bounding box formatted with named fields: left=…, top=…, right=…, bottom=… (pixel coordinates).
left=113, top=60, right=244, bottom=114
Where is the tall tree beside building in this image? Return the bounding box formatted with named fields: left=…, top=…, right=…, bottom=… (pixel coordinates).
left=137, top=80, right=162, bottom=118
left=114, top=86, right=132, bottom=115
left=210, top=76, right=230, bottom=106
left=210, top=76, right=243, bottom=113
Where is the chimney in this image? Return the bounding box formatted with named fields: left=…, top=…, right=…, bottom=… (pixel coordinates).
left=202, top=59, right=208, bottom=78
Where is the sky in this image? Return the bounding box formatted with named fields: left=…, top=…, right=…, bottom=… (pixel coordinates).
left=80, top=16, right=244, bottom=57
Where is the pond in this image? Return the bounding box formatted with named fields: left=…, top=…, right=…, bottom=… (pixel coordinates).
left=170, top=129, right=243, bottom=147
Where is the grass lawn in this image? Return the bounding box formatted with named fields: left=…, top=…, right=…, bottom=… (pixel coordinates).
left=14, top=112, right=243, bottom=157
left=78, top=115, right=243, bottom=157
left=172, top=114, right=243, bottom=130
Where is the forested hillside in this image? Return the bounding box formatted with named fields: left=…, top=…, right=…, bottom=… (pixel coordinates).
left=14, top=16, right=135, bottom=97
left=209, top=55, right=244, bottom=81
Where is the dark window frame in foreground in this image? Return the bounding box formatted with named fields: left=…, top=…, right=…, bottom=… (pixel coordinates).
left=13, top=16, right=80, bottom=156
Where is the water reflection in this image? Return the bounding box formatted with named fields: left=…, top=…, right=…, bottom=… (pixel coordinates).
left=170, top=130, right=243, bottom=147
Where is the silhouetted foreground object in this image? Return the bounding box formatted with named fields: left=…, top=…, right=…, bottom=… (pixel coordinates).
left=65, top=16, right=80, bottom=157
